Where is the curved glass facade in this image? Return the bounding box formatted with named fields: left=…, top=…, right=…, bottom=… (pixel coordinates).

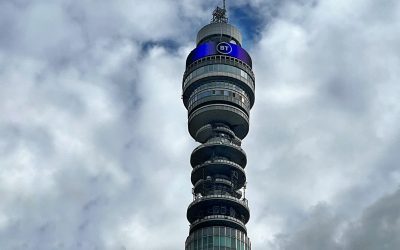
left=185, top=55, right=253, bottom=78
left=185, top=226, right=251, bottom=250
left=188, top=88, right=250, bottom=114
left=183, top=64, right=254, bottom=88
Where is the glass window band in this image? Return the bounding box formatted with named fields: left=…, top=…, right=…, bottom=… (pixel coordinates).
left=185, top=226, right=251, bottom=250
left=183, top=64, right=254, bottom=89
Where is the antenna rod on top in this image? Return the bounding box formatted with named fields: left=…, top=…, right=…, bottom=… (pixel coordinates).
left=211, top=0, right=228, bottom=23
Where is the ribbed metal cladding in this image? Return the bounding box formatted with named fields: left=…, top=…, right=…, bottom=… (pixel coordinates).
left=183, top=15, right=255, bottom=250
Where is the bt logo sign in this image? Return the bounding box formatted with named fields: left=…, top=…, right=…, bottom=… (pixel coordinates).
left=216, top=42, right=233, bottom=55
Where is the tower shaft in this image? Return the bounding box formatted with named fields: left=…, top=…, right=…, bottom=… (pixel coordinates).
left=182, top=6, right=255, bottom=250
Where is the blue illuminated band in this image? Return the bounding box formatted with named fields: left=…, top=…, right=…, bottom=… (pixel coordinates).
left=186, top=42, right=252, bottom=68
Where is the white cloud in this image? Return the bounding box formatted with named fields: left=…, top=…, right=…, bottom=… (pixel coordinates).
left=0, top=0, right=399, bottom=249
left=246, top=0, right=400, bottom=249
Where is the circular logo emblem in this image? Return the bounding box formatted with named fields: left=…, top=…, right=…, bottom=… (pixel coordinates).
left=216, top=42, right=232, bottom=55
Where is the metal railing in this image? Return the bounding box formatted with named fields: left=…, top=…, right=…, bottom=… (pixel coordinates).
left=188, top=194, right=249, bottom=208
left=192, top=159, right=244, bottom=171
left=190, top=215, right=247, bottom=230
left=193, top=138, right=246, bottom=154
left=184, top=55, right=254, bottom=79
left=194, top=178, right=234, bottom=188
left=183, top=71, right=255, bottom=93
left=188, top=104, right=250, bottom=124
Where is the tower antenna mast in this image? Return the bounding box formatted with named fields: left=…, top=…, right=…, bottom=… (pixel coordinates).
left=211, top=0, right=228, bottom=23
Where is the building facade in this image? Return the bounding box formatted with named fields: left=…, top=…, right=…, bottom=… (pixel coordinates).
left=182, top=4, right=255, bottom=250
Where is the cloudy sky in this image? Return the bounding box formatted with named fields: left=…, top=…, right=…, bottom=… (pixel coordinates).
left=1, top=0, right=400, bottom=249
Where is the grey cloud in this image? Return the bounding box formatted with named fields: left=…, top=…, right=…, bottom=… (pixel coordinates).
left=244, top=0, right=400, bottom=248
left=0, top=0, right=203, bottom=249
left=270, top=189, right=400, bottom=250
left=275, top=204, right=343, bottom=250
left=273, top=188, right=400, bottom=250
left=344, top=189, right=400, bottom=249
left=1, top=0, right=400, bottom=249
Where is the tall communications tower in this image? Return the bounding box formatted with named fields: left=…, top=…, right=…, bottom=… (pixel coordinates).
left=182, top=1, right=255, bottom=249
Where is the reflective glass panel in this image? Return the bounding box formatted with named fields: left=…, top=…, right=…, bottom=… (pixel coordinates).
left=214, top=236, right=219, bottom=246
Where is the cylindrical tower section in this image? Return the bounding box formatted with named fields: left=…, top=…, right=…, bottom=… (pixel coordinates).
left=196, top=22, right=243, bottom=46
left=183, top=4, right=255, bottom=250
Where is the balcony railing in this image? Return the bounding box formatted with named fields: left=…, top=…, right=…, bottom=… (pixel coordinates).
left=183, top=71, right=255, bottom=93
left=188, top=104, right=250, bottom=125
left=192, top=159, right=244, bottom=171
left=193, top=138, right=246, bottom=156
left=190, top=215, right=247, bottom=230
left=184, top=55, right=254, bottom=79
left=189, top=194, right=249, bottom=208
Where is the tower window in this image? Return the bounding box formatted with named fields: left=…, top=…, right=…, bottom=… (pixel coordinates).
left=213, top=206, right=220, bottom=214
left=221, top=206, right=227, bottom=214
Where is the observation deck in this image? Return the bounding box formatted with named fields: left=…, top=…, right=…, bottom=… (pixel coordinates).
left=190, top=137, right=247, bottom=167
left=191, top=159, right=247, bottom=189
left=187, top=194, right=250, bottom=234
